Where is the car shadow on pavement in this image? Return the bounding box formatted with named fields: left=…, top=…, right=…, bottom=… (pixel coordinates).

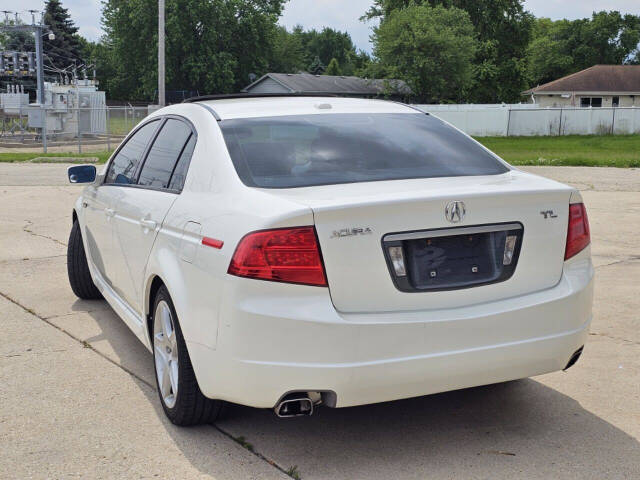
left=81, top=303, right=640, bottom=479
left=216, top=380, right=640, bottom=479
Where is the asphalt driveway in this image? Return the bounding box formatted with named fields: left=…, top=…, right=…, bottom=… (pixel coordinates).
left=1, top=163, right=638, bottom=479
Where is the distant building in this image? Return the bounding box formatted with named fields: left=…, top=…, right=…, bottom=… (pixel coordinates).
left=243, top=73, right=412, bottom=100
left=524, top=65, right=640, bottom=108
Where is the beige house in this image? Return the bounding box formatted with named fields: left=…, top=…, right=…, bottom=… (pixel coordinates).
left=524, top=65, right=640, bottom=108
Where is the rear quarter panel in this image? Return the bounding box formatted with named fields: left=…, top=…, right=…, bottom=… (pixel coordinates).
left=143, top=105, right=314, bottom=350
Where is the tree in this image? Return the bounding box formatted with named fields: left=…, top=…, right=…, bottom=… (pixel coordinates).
left=43, top=0, right=84, bottom=70
left=373, top=4, right=478, bottom=102
left=308, top=55, right=325, bottom=75
left=526, top=18, right=574, bottom=86
left=79, top=37, right=117, bottom=90
left=527, top=12, right=640, bottom=86
left=269, top=26, right=305, bottom=73
left=325, top=58, right=341, bottom=76
left=100, top=0, right=286, bottom=100
left=301, top=27, right=358, bottom=74
left=269, top=25, right=361, bottom=75
left=364, top=0, right=534, bottom=103
left=270, top=26, right=360, bottom=75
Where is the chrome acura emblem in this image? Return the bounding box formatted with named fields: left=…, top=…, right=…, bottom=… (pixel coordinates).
left=445, top=201, right=466, bottom=223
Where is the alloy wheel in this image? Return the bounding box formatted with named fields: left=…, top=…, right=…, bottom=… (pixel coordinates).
left=153, top=300, right=179, bottom=408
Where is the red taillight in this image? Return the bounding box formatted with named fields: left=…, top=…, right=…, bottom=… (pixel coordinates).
left=228, top=226, right=327, bottom=286
left=565, top=203, right=590, bottom=260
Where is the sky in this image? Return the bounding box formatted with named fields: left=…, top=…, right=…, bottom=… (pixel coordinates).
left=9, top=0, right=640, bottom=53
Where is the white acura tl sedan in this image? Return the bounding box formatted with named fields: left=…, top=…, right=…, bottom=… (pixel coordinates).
left=67, top=95, right=593, bottom=425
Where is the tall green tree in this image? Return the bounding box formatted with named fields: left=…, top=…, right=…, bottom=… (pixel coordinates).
left=364, top=0, right=534, bottom=102
left=325, top=57, right=342, bottom=76
left=269, top=26, right=305, bottom=73
left=527, top=12, right=640, bottom=86
left=270, top=26, right=361, bottom=75
left=101, top=0, right=286, bottom=101
left=373, top=4, right=478, bottom=102
left=300, top=27, right=358, bottom=74
left=43, top=0, right=84, bottom=70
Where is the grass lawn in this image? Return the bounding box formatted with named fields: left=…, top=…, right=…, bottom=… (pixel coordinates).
left=0, top=151, right=113, bottom=164
left=477, top=135, right=640, bottom=168
left=1, top=134, right=638, bottom=168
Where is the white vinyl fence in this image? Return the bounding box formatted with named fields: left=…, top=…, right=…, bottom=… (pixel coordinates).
left=414, top=104, right=640, bottom=137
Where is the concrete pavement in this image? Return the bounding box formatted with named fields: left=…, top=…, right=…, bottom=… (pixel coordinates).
left=0, top=164, right=638, bottom=479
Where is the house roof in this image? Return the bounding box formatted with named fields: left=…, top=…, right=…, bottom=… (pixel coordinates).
left=524, top=65, right=640, bottom=94
left=243, top=73, right=412, bottom=96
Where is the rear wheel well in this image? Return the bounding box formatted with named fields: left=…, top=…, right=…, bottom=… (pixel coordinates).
left=147, top=276, right=166, bottom=336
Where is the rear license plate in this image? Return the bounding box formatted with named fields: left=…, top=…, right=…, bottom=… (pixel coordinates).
left=383, top=223, right=523, bottom=292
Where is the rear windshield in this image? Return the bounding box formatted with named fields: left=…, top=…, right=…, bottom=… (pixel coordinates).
left=220, top=113, right=508, bottom=188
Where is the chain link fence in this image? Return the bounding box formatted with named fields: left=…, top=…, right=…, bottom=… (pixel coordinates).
left=4, top=103, right=640, bottom=155
left=0, top=105, right=151, bottom=154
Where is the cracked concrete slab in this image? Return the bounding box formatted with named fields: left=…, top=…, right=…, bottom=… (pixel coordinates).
left=0, top=162, right=638, bottom=479
left=591, top=260, right=640, bottom=345
left=0, top=296, right=288, bottom=480
left=216, top=336, right=640, bottom=480
left=0, top=256, right=112, bottom=319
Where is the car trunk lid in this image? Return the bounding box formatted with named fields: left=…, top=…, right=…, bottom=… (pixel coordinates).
left=263, top=170, right=572, bottom=313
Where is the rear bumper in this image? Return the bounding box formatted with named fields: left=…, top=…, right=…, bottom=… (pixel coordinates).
left=188, top=252, right=594, bottom=409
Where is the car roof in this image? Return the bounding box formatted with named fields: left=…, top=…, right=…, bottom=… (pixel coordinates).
left=190, top=95, right=420, bottom=121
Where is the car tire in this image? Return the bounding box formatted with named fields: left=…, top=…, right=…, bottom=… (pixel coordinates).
left=67, top=220, right=102, bottom=300
left=152, top=285, right=222, bottom=426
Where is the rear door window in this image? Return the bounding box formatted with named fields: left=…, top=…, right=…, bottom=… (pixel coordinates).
left=220, top=113, right=508, bottom=188
left=105, top=120, right=159, bottom=184
left=137, top=118, right=193, bottom=189
left=168, top=134, right=196, bottom=191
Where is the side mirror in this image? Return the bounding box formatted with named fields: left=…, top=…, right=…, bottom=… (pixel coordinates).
left=68, top=165, right=97, bottom=184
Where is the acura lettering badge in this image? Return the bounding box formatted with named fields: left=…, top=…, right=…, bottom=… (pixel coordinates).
left=331, top=227, right=372, bottom=238
left=445, top=201, right=466, bottom=223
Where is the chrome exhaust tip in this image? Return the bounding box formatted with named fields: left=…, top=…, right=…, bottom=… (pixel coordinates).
left=274, top=395, right=314, bottom=418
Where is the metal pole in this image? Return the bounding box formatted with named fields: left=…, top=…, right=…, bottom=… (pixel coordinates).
left=34, top=25, right=45, bottom=105
left=77, top=108, right=82, bottom=153
left=19, top=105, right=24, bottom=142
left=106, top=107, right=111, bottom=151
left=34, top=24, right=48, bottom=152
left=611, top=107, right=616, bottom=135
left=158, top=0, right=165, bottom=107
left=558, top=108, right=562, bottom=136
left=42, top=107, right=47, bottom=153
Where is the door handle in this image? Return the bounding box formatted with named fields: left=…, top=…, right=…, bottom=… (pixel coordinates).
left=105, top=208, right=115, bottom=217
left=140, top=218, right=158, bottom=230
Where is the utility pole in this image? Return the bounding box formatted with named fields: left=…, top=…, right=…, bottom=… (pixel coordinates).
left=33, top=28, right=45, bottom=105
left=158, top=0, right=165, bottom=106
